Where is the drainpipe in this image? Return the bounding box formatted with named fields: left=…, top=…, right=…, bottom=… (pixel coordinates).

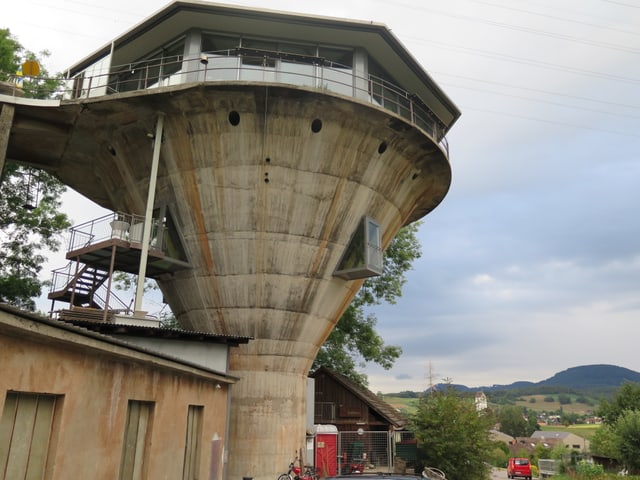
left=134, top=113, right=164, bottom=315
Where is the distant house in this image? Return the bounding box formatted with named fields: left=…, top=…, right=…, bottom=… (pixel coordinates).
left=490, top=429, right=514, bottom=445
left=0, top=303, right=250, bottom=479
left=510, top=436, right=563, bottom=455
left=475, top=391, right=488, bottom=411
left=531, top=430, right=590, bottom=452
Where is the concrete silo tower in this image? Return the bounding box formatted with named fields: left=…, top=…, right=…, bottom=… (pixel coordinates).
left=0, top=2, right=459, bottom=479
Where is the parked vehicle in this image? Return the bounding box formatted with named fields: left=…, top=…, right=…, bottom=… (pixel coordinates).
left=507, top=458, right=532, bottom=480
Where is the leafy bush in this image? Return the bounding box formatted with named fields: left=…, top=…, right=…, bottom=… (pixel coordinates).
left=575, top=460, right=604, bottom=478
left=558, top=394, right=572, bottom=405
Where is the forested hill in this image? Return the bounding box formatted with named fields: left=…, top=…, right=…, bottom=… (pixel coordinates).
left=539, top=365, right=640, bottom=388
left=434, top=364, right=640, bottom=393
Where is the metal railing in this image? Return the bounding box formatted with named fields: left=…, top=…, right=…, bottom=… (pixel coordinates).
left=49, top=261, right=131, bottom=313
left=1, top=49, right=450, bottom=155
left=67, top=211, right=165, bottom=253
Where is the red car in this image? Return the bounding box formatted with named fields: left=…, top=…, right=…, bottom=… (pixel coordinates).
left=507, top=458, right=532, bottom=480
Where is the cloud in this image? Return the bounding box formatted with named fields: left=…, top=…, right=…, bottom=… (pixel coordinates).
left=4, top=0, right=639, bottom=392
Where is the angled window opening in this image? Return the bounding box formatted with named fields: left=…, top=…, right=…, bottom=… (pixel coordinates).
left=334, top=217, right=383, bottom=280
left=153, top=205, right=189, bottom=264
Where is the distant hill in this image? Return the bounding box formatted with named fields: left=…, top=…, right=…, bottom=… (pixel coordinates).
left=539, top=365, right=640, bottom=388
left=433, top=364, right=640, bottom=393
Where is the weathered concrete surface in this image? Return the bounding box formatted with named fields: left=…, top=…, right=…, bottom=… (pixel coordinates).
left=0, top=305, right=234, bottom=480
left=2, top=82, right=451, bottom=480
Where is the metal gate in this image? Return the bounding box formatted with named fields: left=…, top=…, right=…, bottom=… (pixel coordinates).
left=337, top=431, right=393, bottom=474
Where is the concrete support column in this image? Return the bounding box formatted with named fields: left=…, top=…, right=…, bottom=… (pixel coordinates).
left=0, top=104, right=15, bottom=176
left=226, top=350, right=309, bottom=480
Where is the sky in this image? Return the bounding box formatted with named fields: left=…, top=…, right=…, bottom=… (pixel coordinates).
left=3, top=0, right=640, bottom=393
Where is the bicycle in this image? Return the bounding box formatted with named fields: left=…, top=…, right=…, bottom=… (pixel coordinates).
left=278, top=457, right=318, bottom=480
left=278, top=460, right=300, bottom=480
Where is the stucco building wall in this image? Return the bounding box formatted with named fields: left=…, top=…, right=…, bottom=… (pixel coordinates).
left=0, top=306, right=235, bottom=480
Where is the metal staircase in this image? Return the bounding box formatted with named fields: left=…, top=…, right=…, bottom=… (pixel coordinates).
left=47, top=211, right=190, bottom=320
left=48, top=261, right=130, bottom=313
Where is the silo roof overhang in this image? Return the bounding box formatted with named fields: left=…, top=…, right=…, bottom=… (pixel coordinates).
left=66, top=0, right=460, bottom=133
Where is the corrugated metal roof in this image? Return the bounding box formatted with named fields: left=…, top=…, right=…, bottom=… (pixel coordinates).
left=61, top=318, right=252, bottom=345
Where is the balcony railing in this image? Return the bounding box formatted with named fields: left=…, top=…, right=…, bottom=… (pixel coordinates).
left=67, top=211, right=165, bottom=253
left=1, top=49, right=450, bottom=156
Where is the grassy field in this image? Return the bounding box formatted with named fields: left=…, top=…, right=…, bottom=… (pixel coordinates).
left=381, top=394, right=601, bottom=441
left=383, top=395, right=419, bottom=416
left=383, top=394, right=599, bottom=416
left=513, top=395, right=598, bottom=415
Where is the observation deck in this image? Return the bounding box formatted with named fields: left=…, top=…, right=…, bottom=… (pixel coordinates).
left=66, top=48, right=451, bottom=155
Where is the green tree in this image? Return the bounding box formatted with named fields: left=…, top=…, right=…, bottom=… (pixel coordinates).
left=498, top=405, right=533, bottom=437
left=0, top=28, right=21, bottom=77
left=0, top=165, right=70, bottom=310
left=411, top=386, right=494, bottom=480
left=558, top=394, right=572, bottom=405
left=0, top=29, right=70, bottom=310
left=598, top=382, right=640, bottom=425
left=591, top=383, right=640, bottom=472
left=590, top=424, right=618, bottom=459
left=527, top=410, right=539, bottom=433
left=612, top=409, right=640, bottom=474
left=312, top=222, right=422, bottom=386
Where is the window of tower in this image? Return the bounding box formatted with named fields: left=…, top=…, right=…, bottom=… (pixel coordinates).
left=334, top=217, right=383, bottom=280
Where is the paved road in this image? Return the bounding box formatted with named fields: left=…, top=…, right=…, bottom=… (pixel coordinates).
left=491, top=468, right=507, bottom=480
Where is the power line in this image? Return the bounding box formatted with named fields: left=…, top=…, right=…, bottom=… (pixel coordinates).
left=386, top=0, right=640, bottom=54
left=464, top=0, right=640, bottom=38
left=444, top=81, right=640, bottom=121
left=436, top=72, right=640, bottom=110
left=600, top=0, right=640, bottom=8
left=403, top=36, right=640, bottom=85
left=457, top=105, right=640, bottom=138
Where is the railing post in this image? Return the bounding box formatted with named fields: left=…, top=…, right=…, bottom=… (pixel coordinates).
left=409, top=97, right=415, bottom=124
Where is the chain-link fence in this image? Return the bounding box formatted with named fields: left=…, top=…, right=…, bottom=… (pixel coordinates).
left=337, top=431, right=392, bottom=474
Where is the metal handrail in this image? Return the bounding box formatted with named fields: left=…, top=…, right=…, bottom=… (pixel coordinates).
left=49, top=261, right=132, bottom=313
left=67, top=211, right=165, bottom=252
left=1, top=50, right=450, bottom=156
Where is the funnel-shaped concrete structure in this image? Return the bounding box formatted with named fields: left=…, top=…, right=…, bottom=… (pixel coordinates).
left=0, top=2, right=459, bottom=479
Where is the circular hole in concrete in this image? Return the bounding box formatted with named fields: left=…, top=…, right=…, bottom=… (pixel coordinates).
left=311, top=118, right=322, bottom=133
left=378, top=141, right=388, bottom=154
left=107, top=145, right=117, bottom=156
left=228, top=111, right=240, bottom=126
left=265, top=157, right=271, bottom=163
left=264, top=178, right=270, bottom=183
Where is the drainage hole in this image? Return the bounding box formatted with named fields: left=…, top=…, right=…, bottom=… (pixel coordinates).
left=311, top=118, right=322, bottom=133
left=228, top=111, right=240, bottom=126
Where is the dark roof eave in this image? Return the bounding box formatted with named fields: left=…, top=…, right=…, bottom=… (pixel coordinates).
left=0, top=303, right=241, bottom=382
left=61, top=319, right=252, bottom=346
